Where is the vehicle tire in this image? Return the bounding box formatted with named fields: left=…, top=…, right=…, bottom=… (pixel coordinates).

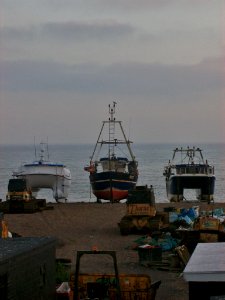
left=119, top=218, right=131, bottom=235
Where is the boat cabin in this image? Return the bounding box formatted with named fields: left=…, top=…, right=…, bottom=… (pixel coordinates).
left=175, top=164, right=214, bottom=175
left=99, top=157, right=128, bottom=172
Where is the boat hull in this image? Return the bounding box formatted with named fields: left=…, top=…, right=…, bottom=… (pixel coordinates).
left=90, top=171, right=138, bottom=202
left=15, top=164, right=71, bottom=200
left=166, top=175, right=216, bottom=202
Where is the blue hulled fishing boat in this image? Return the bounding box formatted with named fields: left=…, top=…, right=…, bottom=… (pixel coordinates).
left=85, top=102, right=138, bottom=203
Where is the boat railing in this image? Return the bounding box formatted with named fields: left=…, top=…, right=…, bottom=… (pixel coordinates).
left=175, top=164, right=214, bottom=175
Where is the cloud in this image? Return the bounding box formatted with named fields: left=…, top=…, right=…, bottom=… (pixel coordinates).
left=1, top=20, right=135, bottom=43
left=42, top=20, right=134, bottom=40
left=37, top=0, right=175, bottom=11
left=1, top=57, right=224, bottom=100
left=87, top=0, right=184, bottom=11
left=1, top=26, right=38, bottom=42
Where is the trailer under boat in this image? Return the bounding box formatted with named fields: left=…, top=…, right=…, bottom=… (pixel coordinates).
left=163, top=147, right=215, bottom=202
left=84, top=102, right=138, bottom=203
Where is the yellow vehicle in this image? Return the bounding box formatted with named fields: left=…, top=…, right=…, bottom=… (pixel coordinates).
left=1, top=178, right=49, bottom=213
left=6, top=178, right=33, bottom=201
left=119, top=185, right=165, bottom=235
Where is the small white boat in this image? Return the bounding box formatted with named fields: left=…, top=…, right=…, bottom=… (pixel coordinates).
left=13, top=142, right=72, bottom=202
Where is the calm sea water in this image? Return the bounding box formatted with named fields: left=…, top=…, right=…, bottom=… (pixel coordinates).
left=0, top=143, right=225, bottom=203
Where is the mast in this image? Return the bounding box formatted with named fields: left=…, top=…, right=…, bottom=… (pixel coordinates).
left=89, top=102, right=137, bottom=165
left=108, top=102, right=116, bottom=159
left=90, top=123, right=105, bottom=162
left=34, top=136, right=37, bottom=160
left=119, top=122, right=136, bottom=161
left=108, top=102, right=116, bottom=203
left=39, top=141, right=45, bottom=162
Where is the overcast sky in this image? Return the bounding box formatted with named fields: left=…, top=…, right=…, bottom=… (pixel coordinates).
left=0, top=0, right=224, bottom=145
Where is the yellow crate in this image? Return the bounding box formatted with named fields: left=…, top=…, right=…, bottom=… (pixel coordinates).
left=199, top=217, right=220, bottom=231
left=200, top=233, right=218, bottom=242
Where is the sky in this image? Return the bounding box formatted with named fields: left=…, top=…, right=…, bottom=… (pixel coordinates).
left=0, top=0, right=224, bottom=145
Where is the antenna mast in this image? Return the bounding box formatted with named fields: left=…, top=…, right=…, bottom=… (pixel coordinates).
left=34, top=136, right=37, bottom=160
left=108, top=101, right=116, bottom=158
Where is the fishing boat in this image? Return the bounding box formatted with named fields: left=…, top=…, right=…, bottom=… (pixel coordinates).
left=12, top=142, right=72, bottom=202
left=163, top=147, right=215, bottom=202
left=84, top=102, right=138, bottom=203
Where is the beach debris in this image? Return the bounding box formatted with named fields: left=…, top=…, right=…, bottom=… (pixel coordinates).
left=131, top=233, right=180, bottom=251
left=126, top=204, right=225, bottom=271
left=56, top=281, right=71, bottom=295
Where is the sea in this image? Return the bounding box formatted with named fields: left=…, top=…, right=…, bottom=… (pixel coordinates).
left=0, top=143, right=225, bottom=203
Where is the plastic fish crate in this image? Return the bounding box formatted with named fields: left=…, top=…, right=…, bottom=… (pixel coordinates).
left=199, top=217, right=220, bottom=231
left=138, top=246, right=162, bottom=263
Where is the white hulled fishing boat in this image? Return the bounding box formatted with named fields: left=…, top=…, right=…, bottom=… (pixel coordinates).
left=13, top=142, right=71, bottom=202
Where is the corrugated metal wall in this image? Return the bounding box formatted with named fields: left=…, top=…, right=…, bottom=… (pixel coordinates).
left=0, top=237, right=56, bottom=300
